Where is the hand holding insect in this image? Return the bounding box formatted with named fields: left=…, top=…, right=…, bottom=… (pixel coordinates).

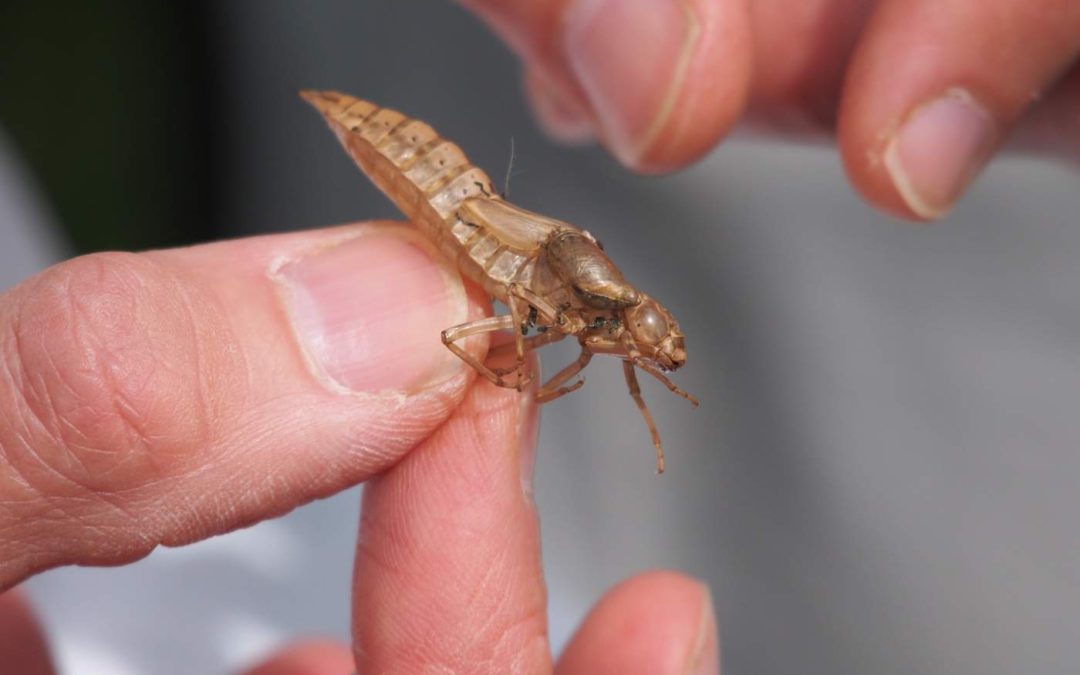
left=0, top=222, right=717, bottom=674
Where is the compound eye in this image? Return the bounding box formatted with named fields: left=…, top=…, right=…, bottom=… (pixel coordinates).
left=631, top=304, right=669, bottom=344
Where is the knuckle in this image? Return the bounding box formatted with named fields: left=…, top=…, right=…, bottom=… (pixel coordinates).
left=2, top=252, right=223, bottom=496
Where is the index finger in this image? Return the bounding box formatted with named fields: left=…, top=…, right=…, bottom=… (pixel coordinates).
left=351, top=350, right=548, bottom=672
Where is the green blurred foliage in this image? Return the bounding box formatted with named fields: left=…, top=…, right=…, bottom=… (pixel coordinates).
left=0, top=1, right=216, bottom=252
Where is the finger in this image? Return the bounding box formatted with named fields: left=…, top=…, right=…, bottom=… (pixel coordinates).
left=1010, top=63, right=1080, bottom=160
left=0, top=222, right=488, bottom=589
left=239, top=639, right=354, bottom=675
left=838, top=0, right=1080, bottom=219
left=522, top=66, right=595, bottom=144
left=556, top=572, right=718, bottom=675
left=0, top=590, right=56, bottom=675
left=461, top=0, right=753, bottom=172
left=741, top=0, right=875, bottom=133
left=352, top=349, right=545, bottom=672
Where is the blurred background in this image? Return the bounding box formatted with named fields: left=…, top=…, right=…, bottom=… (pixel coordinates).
left=3, top=2, right=1080, bottom=674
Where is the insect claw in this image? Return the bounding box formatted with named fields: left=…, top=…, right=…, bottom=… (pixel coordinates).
left=515, top=367, right=535, bottom=391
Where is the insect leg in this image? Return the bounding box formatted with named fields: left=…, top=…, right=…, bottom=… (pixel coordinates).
left=508, top=283, right=564, bottom=328
left=504, top=282, right=568, bottom=389
left=506, top=292, right=531, bottom=390
left=441, top=315, right=522, bottom=389
left=489, top=328, right=567, bottom=375
left=536, top=350, right=593, bottom=404
left=622, top=361, right=666, bottom=474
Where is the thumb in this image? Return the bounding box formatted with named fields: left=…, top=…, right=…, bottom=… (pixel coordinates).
left=0, top=221, right=486, bottom=588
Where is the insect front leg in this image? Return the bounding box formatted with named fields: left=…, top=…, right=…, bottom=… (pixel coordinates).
left=489, top=328, right=567, bottom=373
left=498, top=283, right=569, bottom=384
left=508, top=283, right=583, bottom=333
left=505, top=290, right=530, bottom=384
left=441, top=315, right=529, bottom=390
left=622, top=361, right=666, bottom=474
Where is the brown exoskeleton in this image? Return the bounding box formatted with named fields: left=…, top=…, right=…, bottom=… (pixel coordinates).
left=302, top=91, right=697, bottom=472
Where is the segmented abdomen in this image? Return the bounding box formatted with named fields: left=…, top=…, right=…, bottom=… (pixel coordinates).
left=302, top=90, right=526, bottom=296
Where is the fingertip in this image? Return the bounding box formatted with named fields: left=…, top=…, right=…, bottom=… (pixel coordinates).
left=557, top=571, right=719, bottom=675
left=837, top=0, right=1079, bottom=220
left=240, top=638, right=353, bottom=675
left=840, top=77, right=1002, bottom=222
left=562, top=0, right=752, bottom=172
left=0, top=590, right=55, bottom=675
left=881, top=88, right=999, bottom=220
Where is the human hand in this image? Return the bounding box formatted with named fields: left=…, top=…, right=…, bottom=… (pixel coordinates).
left=0, top=223, right=718, bottom=673
left=459, top=0, right=1080, bottom=220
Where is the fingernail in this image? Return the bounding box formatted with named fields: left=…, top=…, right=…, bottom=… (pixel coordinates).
left=684, top=584, right=720, bottom=675
left=884, top=88, right=997, bottom=219
left=274, top=228, right=468, bottom=394
left=564, top=0, right=699, bottom=167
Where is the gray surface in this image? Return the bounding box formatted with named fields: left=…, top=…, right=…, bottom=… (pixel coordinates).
left=10, top=2, right=1080, bottom=674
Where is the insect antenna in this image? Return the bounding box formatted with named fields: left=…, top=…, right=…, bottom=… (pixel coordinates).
left=502, top=136, right=516, bottom=199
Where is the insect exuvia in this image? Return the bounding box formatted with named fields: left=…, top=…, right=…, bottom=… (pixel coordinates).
left=302, top=91, right=697, bottom=473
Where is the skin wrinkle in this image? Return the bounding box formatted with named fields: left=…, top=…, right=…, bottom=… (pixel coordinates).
left=171, top=266, right=214, bottom=454
left=490, top=608, right=549, bottom=674
left=356, top=381, right=544, bottom=672
left=152, top=430, right=316, bottom=545
left=46, top=364, right=147, bottom=491
left=4, top=310, right=92, bottom=497
left=1, top=508, right=161, bottom=590
left=0, top=334, right=44, bottom=497
left=161, top=253, right=255, bottom=463
left=84, top=266, right=200, bottom=472
left=0, top=254, right=234, bottom=582
left=36, top=352, right=101, bottom=479
left=462, top=547, right=548, bottom=669
left=62, top=260, right=159, bottom=476
left=15, top=257, right=155, bottom=489
left=147, top=387, right=464, bottom=550
left=345, top=380, right=472, bottom=468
